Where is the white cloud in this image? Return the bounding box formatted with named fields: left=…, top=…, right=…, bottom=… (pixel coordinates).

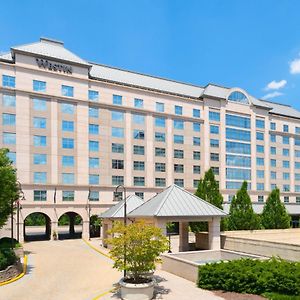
left=290, top=58, right=300, bottom=74
left=265, top=79, right=287, bottom=90
left=262, top=91, right=283, bottom=100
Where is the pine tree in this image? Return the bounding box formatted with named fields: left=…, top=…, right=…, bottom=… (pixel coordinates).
left=227, top=181, right=260, bottom=230
left=261, top=188, right=291, bottom=229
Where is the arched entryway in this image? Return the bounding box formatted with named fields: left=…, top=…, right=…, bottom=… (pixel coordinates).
left=24, top=212, right=51, bottom=241
left=58, top=212, right=83, bottom=240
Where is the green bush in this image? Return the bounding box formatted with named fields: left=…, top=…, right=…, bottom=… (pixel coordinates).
left=197, top=257, right=300, bottom=296
left=0, top=237, right=20, bottom=249
left=263, top=293, right=300, bottom=300
left=0, top=249, right=17, bottom=270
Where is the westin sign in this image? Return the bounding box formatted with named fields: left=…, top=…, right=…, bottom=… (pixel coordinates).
left=36, top=58, right=72, bottom=74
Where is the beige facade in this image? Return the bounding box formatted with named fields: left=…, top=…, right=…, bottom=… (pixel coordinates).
left=1, top=38, right=300, bottom=241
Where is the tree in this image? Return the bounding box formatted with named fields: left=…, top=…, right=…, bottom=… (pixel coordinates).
left=261, top=188, right=291, bottom=229
left=191, top=168, right=224, bottom=232
left=0, top=149, right=19, bottom=229
left=227, top=181, right=260, bottom=230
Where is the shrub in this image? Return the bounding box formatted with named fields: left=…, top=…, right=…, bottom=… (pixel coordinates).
left=197, top=257, right=300, bottom=296
left=0, top=249, right=17, bottom=270
left=0, top=237, right=20, bottom=249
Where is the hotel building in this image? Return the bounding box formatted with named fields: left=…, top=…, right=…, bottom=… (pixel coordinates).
left=0, top=37, right=299, bottom=241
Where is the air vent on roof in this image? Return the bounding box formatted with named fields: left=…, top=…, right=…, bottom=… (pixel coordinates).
left=40, top=37, right=64, bottom=46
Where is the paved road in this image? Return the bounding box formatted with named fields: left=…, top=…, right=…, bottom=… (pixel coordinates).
left=0, top=239, right=121, bottom=300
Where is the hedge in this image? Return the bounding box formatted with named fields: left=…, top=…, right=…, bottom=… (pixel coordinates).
left=197, top=257, right=300, bottom=296
left=0, top=249, right=17, bottom=271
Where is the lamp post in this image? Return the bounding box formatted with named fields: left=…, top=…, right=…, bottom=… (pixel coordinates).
left=115, top=185, right=127, bottom=278
left=86, top=188, right=92, bottom=240
left=16, top=181, right=25, bottom=243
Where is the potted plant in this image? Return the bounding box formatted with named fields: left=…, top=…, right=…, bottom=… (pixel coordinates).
left=52, top=231, right=58, bottom=241
left=106, top=221, right=169, bottom=300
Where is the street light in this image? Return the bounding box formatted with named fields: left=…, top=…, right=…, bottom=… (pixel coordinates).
left=16, top=181, right=25, bottom=243
left=86, top=188, right=92, bottom=240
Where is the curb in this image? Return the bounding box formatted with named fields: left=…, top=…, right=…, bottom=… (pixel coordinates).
left=0, top=255, right=28, bottom=286
left=82, top=239, right=111, bottom=259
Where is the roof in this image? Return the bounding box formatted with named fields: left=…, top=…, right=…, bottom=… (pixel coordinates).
left=100, top=194, right=144, bottom=219
left=128, top=184, right=227, bottom=218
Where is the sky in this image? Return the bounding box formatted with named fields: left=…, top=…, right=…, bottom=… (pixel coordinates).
left=1, top=0, right=300, bottom=109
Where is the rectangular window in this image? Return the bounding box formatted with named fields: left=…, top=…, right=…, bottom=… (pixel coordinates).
left=61, top=85, right=74, bottom=97
left=226, top=168, right=251, bottom=180
left=283, top=185, right=290, bottom=192
left=270, top=159, right=276, bottom=167
left=133, top=161, right=145, bottom=171
left=155, top=147, right=165, bottom=157
left=134, top=176, right=145, bottom=186
left=193, top=109, right=200, bottom=118
left=155, top=162, right=166, bottom=172
left=112, top=127, right=124, bottom=138
left=135, top=192, right=144, bottom=199
left=283, top=172, right=290, bottom=180
left=226, top=141, right=251, bottom=154
left=33, top=117, right=46, bottom=129
left=209, top=111, right=220, bottom=122
left=270, top=134, right=276, bottom=143
left=296, top=197, right=300, bottom=204
left=295, top=138, right=300, bottom=146
left=174, top=135, right=184, bottom=144
left=257, top=157, right=264, bottom=166
left=283, top=124, right=289, bottom=132
left=256, top=119, right=265, bottom=129
left=271, top=171, right=276, bottom=180
left=175, top=105, right=183, bottom=115
left=295, top=162, right=300, bottom=169
left=193, top=122, right=201, bottom=132
left=113, top=191, right=123, bottom=201
left=156, top=102, right=164, bottom=112
left=210, top=125, right=219, bottom=134
left=112, top=159, right=124, bottom=169
left=61, top=102, right=75, bottom=114
left=89, top=157, right=99, bottom=168
left=155, top=117, right=166, bottom=128
left=295, top=185, right=300, bottom=193
left=6, top=152, right=16, bottom=164
left=62, top=155, right=74, bottom=167
left=296, top=127, right=300, bottom=134
left=33, top=135, right=46, bottom=147
left=193, top=151, right=201, bottom=160
left=174, top=149, right=184, bottom=159
left=257, top=170, right=264, bottom=179
left=193, top=137, right=201, bottom=146
left=111, top=110, right=124, bottom=121
left=89, top=124, right=99, bottom=135
left=34, top=172, right=47, bottom=184
left=62, top=173, right=75, bottom=184
left=155, top=178, right=166, bottom=187
left=174, top=164, right=184, bottom=173
left=174, top=179, right=184, bottom=187
left=34, top=190, right=47, bottom=201
left=271, top=184, right=276, bottom=190
left=226, top=114, right=250, bottom=128
left=194, top=180, right=200, bottom=188
left=2, top=75, right=15, bottom=88
left=270, top=147, right=276, bottom=155
left=133, top=145, right=144, bottom=155
left=283, top=160, right=290, bottom=168
left=112, top=143, right=124, bottom=153
left=295, top=173, right=300, bottom=181
left=226, top=127, right=251, bottom=141
left=33, top=98, right=47, bottom=111
left=258, top=195, right=264, bottom=203
left=257, top=145, right=264, bottom=153
left=134, top=98, right=143, bottom=108
left=283, top=148, right=290, bottom=156
left=296, top=150, right=300, bottom=157
left=3, top=94, right=16, bottom=107
left=211, top=167, right=219, bottom=175
left=226, top=155, right=251, bottom=167
left=88, top=90, right=99, bottom=101
left=210, top=139, right=219, bottom=148
left=113, top=94, right=122, bottom=105
left=89, top=140, right=99, bottom=152
left=62, top=138, right=74, bottom=149
left=62, top=120, right=74, bottom=132
left=174, top=119, right=184, bottom=130
left=270, top=122, right=276, bottom=130
left=89, top=174, right=99, bottom=185
left=89, top=191, right=99, bottom=201
left=34, top=154, right=47, bottom=165
left=210, top=153, right=219, bottom=161
left=193, top=165, right=201, bottom=174
left=132, top=113, right=145, bottom=124
left=62, top=191, right=74, bottom=201
left=2, top=113, right=16, bottom=126
left=112, top=175, right=124, bottom=185
left=3, top=133, right=16, bottom=146
left=89, top=107, right=99, bottom=118
left=282, top=136, right=289, bottom=144
left=155, top=132, right=165, bottom=142
left=257, top=183, right=264, bottom=191
left=33, top=80, right=46, bottom=92
left=133, top=129, right=144, bottom=140
left=256, top=132, right=264, bottom=141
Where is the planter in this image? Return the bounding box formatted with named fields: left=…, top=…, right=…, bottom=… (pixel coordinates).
left=119, top=277, right=155, bottom=300
left=0, top=260, right=22, bottom=283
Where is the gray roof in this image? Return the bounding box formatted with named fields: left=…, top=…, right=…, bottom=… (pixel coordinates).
left=260, top=99, right=300, bottom=119
left=100, top=194, right=144, bottom=219
left=0, top=52, right=13, bottom=62
left=128, top=184, right=227, bottom=218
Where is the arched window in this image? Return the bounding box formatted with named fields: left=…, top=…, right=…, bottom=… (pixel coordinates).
left=228, top=91, right=249, bottom=104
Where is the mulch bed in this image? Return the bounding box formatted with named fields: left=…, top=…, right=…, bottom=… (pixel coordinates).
left=213, top=290, right=266, bottom=299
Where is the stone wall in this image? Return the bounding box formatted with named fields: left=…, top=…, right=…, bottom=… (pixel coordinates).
left=0, top=260, right=22, bottom=283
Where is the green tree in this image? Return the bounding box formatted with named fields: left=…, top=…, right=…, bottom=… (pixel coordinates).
left=0, top=149, right=19, bottom=229
left=227, top=181, right=260, bottom=230
left=261, top=188, right=291, bottom=229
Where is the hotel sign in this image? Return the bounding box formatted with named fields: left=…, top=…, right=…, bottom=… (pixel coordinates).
left=36, top=58, right=72, bottom=74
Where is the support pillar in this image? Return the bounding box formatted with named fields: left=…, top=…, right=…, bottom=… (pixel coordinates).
left=82, top=220, right=89, bottom=240
left=101, top=223, right=109, bottom=247
left=179, top=222, right=189, bottom=252
left=19, top=222, right=24, bottom=243
left=208, top=217, right=221, bottom=250
left=51, top=221, right=58, bottom=240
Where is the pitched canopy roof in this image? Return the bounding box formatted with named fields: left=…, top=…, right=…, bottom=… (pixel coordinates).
left=128, top=184, right=227, bottom=218
left=100, top=194, right=144, bottom=219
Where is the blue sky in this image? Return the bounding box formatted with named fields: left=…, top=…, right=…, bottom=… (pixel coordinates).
left=1, top=0, right=300, bottom=109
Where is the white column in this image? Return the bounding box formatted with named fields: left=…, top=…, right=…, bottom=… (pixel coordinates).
left=179, top=222, right=189, bottom=252
left=208, top=217, right=221, bottom=250
left=155, top=218, right=167, bottom=236
left=82, top=220, right=89, bottom=240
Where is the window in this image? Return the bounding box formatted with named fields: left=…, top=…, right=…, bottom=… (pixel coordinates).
left=155, top=132, right=165, bottom=142
left=194, top=180, right=200, bottom=188
left=256, top=157, right=264, bottom=166
left=210, top=139, right=219, bottom=148
left=193, top=122, right=201, bottom=132
left=33, top=80, right=46, bottom=92
left=33, top=117, right=46, bottom=129
left=62, top=156, right=74, bottom=167
left=89, top=124, right=99, bottom=135
left=155, top=117, right=166, bottom=128
left=296, top=150, right=300, bottom=157
left=296, top=162, right=300, bottom=169
left=89, top=107, right=99, bottom=118
left=257, top=145, right=264, bottom=153
left=61, top=85, right=74, bottom=97
left=133, top=145, right=144, bottom=155
left=3, top=94, right=16, bottom=107
left=295, top=173, right=300, bottom=181
left=193, top=109, right=200, bottom=118
left=2, top=75, right=15, bottom=88
left=226, top=114, right=250, bottom=129
left=34, top=154, right=47, bottom=165
left=193, top=151, right=201, bottom=160
left=34, top=190, right=47, bottom=201
left=155, top=147, right=165, bottom=157
left=258, top=195, right=264, bottom=203
left=132, top=114, right=145, bottom=124
left=62, top=173, right=75, bottom=184
left=112, top=159, right=124, bottom=169
left=283, top=183, right=290, bottom=191
left=112, top=127, right=124, bottom=138
left=88, top=90, right=99, bottom=101
left=270, top=159, right=276, bottom=167
left=226, top=155, right=251, bottom=167
left=210, top=153, right=219, bottom=161
left=155, top=178, right=166, bottom=187
left=62, top=138, right=74, bottom=149
left=174, top=119, right=184, bottom=130
left=256, top=132, right=264, bottom=141
left=283, top=160, right=290, bottom=168
left=282, top=136, right=289, bottom=144
left=226, top=181, right=245, bottom=190
left=226, top=141, right=251, bottom=154
left=270, top=134, right=276, bottom=143
left=134, top=177, right=145, bottom=186
left=6, top=152, right=16, bottom=164
left=211, top=167, right=219, bottom=175
left=226, top=127, right=251, bottom=141
left=174, top=164, right=184, bottom=173
left=256, top=119, right=265, bottom=129
left=270, top=147, right=276, bottom=155
left=175, top=105, right=182, bottom=115
left=34, top=172, right=47, bottom=184
left=155, top=163, right=166, bottom=172
left=284, top=196, right=289, bottom=202
left=89, top=174, right=99, bottom=185
left=133, top=129, right=144, bottom=140
left=296, top=197, right=300, bottom=204
left=89, top=191, right=99, bottom=201
left=113, top=191, right=123, bottom=201
left=134, top=98, right=143, bottom=108
left=257, top=170, right=264, bottom=179
left=283, top=148, right=290, bottom=156
left=271, top=171, right=276, bottom=180
left=295, top=138, right=300, bottom=146
left=228, top=91, right=248, bottom=104
left=193, top=137, right=201, bottom=146
left=135, top=192, right=144, bottom=199
left=113, top=94, right=122, bottom=105
left=62, top=120, right=74, bottom=132
left=112, top=143, right=124, bottom=153
left=271, top=184, right=276, bottom=190
left=209, top=111, right=220, bottom=122
left=226, top=168, right=251, bottom=180
left=61, top=102, right=75, bottom=114
left=296, top=127, right=300, bottom=134
left=133, top=161, right=145, bottom=171
left=228, top=195, right=234, bottom=203
left=283, top=124, right=289, bottom=132
left=257, top=183, right=264, bottom=191
left=33, top=135, right=46, bottom=147
left=89, top=157, right=99, bottom=168
left=89, top=140, right=99, bottom=152
left=210, top=125, right=219, bottom=134
left=156, top=102, right=164, bottom=112
left=62, top=191, right=74, bottom=201
left=270, top=122, right=276, bottom=130
left=111, top=110, right=124, bottom=121
left=33, top=98, right=47, bottom=111
left=174, top=149, right=184, bottom=159
left=193, top=165, right=201, bottom=174
left=2, top=113, right=16, bottom=126
left=174, top=179, right=184, bottom=187
left=174, top=135, right=184, bottom=144
left=283, top=172, right=290, bottom=180
left=112, top=175, right=124, bottom=185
